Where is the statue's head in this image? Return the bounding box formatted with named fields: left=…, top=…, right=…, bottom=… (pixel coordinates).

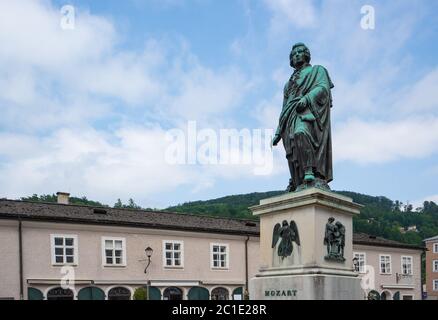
left=328, top=217, right=335, bottom=223
left=282, top=220, right=288, bottom=227
left=290, top=42, right=311, bottom=69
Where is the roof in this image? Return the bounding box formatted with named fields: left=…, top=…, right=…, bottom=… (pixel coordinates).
left=423, top=235, right=438, bottom=242
left=0, top=199, right=425, bottom=250
left=353, top=232, right=424, bottom=251
left=0, top=199, right=259, bottom=236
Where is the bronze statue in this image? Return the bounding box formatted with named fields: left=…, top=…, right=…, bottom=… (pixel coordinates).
left=323, top=217, right=346, bottom=262
left=272, top=220, right=300, bottom=259
left=272, top=43, right=334, bottom=192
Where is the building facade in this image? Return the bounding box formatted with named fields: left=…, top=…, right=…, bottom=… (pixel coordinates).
left=424, top=235, right=438, bottom=300
left=353, top=233, right=423, bottom=300
left=0, top=197, right=424, bottom=300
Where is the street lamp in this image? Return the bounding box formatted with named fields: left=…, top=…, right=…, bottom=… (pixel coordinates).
left=144, top=247, right=153, bottom=300
left=144, top=247, right=153, bottom=273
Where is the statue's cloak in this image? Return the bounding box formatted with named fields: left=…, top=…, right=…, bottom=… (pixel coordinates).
left=276, top=65, right=334, bottom=184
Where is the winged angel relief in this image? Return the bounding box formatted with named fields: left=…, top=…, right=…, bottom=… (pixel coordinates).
left=271, top=220, right=301, bottom=259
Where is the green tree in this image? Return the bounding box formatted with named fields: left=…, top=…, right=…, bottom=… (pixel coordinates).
left=114, top=199, right=123, bottom=208
left=133, top=287, right=147, bottom=300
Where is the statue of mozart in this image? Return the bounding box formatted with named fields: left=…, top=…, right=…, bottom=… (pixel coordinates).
left=272, top=43, right=334, bottom=192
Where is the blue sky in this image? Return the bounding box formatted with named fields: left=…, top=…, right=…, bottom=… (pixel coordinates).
left=0, top=0, right=437, bottom=209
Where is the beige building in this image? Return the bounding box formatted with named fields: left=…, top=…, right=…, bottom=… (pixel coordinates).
left=424, top=235, right=438, bottom=300
left=0, top=196, right=424, bottom=300
left=353, top=233, right=423, bottom=300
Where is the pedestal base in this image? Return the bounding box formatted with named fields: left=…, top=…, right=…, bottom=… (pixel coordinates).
left=250, top=274, right=364, bottom=300
left=249, top=188, right=364, bottom=300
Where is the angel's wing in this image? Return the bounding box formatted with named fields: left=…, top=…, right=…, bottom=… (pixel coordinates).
left=290, top=220, right=300, bottom=246
left=271, top=223, right=281, bottom=248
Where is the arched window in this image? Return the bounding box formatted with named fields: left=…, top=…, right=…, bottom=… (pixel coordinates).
left=188, top=287, right=209, bottom=300
left=211, top=287, right=229, bottom=300
left=367, top=290, right=381, bottom=300
left=78, top=287, right=105, bottom=300
left=108, top=287, right=131, bottom=300
left=47, top=287, right=74, bottom=300
left=27, top=287, right=44, bottom=300
left=163, top=287, right=183, bottom=300
left=148, top=287, right=162, bottom=300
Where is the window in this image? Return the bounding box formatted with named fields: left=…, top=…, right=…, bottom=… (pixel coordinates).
left=163, top=241, right=184, bottom=268
left=433, top=243, right=438, bottom=253
left=433, top=260, right=438, bottom=272
left=379, top=255, right=391, bottom=274
left=353, top=252, right=366, bottom=273
left=434, top=280, right=438, bottom=291
left=402, top=295, right=414, bottom=300
left=102, top=237, right=126, bottom=266
left=211, top=287, right=229, bottom=300
left=50, top=234, right=78, bottom=265
left=211, top=244, right=229, bottom=269
left=401, top=256, right=413, bottom=275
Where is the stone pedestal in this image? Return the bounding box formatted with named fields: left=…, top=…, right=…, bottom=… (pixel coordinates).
left=249, top=188, right=364, bottom=300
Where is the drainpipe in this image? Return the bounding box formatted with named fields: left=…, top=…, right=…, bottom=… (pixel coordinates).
left=244, top=235, right=249, bottom=299
left=18, top=218, right=24, bottom=300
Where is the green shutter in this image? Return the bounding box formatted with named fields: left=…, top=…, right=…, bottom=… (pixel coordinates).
left=78, top=287, right=105, bottom=300
left=148, top=287, right=162, bottom=300
left=232, top=287, right=243, bottom=300
left=28, top=287, right=44, bottom=300
left=188, top=287, right=210, bottom=300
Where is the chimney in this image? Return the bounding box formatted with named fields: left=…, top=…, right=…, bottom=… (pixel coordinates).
left=56, top=192, right=70, bottom=205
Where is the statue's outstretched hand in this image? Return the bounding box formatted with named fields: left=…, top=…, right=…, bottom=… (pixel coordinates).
left=272, top=134, right=281, bottom=147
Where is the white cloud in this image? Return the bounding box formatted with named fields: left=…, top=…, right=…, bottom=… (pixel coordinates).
left=264, top=0, right=317, bottom=31
left=0, top=0, right=165, bottom=113
left=412, top=194, right=438, bottom=209
left=165, top=66, right=251, bottom=121
left=0, top=0, right=263, bottom=206
left=0, top=126, right=195, bottom=205
left=334, top=117, right=438, bottom=164
left=398, top=68, right=438, bottom=114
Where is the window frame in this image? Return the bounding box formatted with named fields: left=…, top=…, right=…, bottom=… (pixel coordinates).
left=353, top=252, right=366, bottom=274
left=433, top=243, right=438, bottom=253
left=379, top=254, right=392, bottom=275
left=401, top=256, right=413, bottom=275
left=210, top=243, right=230, bottom=270
left=433, top=279, right=438, bottom=291
left=162, top=240, right=184, bottom=268
left=433, top=260, right=438, bottom=273
left=101, top=237, right=127, bottom=267
left=50, top=234, right=78, bottom=266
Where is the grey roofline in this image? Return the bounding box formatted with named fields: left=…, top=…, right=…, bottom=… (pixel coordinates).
left=423, top=235, right=438, bottom=242
left=0, top=214, right=260, bottom=237
left=353, top=240, right=425, bottom=251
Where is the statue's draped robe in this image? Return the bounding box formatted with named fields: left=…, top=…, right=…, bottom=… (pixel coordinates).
left=276, top=64, right=334, bottom=190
